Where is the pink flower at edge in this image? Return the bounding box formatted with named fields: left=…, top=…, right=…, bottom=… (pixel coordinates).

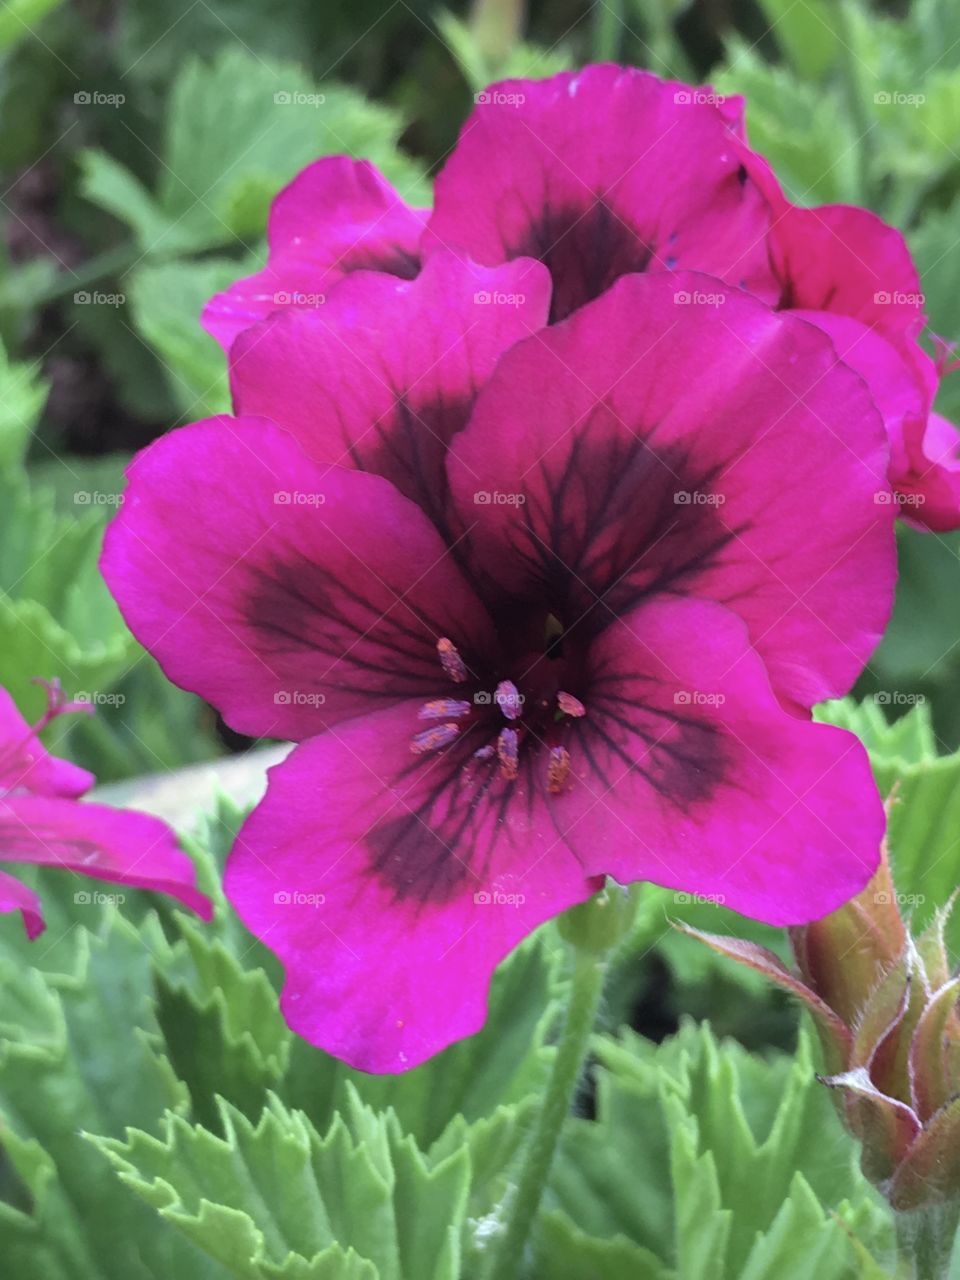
left=202, top=156, right=428, bottom=352
left=101, top=266, right=895, bottom=1072
left=0, top=679, right=211, bottom=937
left=201, top=63, right=960, bottom=531
left=203, top=65, right=778, bottom=353
left=732, top=147, right=960, bottom=531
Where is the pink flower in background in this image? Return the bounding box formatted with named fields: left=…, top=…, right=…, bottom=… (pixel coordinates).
left=426, top=65, right=777, bottom=322
left=202, top=156, right=428, bottom=352
left=102, top=269, right=895, bottom=1071
left=205, top=64, right=960, bottom=529
left=0, top=680, right=210, bottom=938
left=735, top=150, right=960, bottom=530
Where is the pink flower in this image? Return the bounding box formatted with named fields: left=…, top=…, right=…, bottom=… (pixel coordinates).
left=202, top=157, right=428, bottom=352
left=734, top=149, right=960, bottom=530
left=102, top=264, right=894, bottom=1071
left=0, top=680, right=210, bottom=937
left=204, top=64, right=960, bottom=529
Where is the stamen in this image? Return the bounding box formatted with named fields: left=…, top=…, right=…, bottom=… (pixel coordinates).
left=547, top=746, right=571, bottom=794
left=497, top=727, right=519, bottom=781
left=437, top=637, right=468, bottom=683
left=495, top=680, right=523, bottom=720
left=418, top=699, right=472, bottom=721
left=557, top=691, right=586, bottom=718
left=411, top=723, right=460, bottom=754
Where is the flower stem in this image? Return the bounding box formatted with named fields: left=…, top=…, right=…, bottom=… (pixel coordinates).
left=485, top=945, right=606, bottom=1280
left=895, top=1203, right=960, bottom=1280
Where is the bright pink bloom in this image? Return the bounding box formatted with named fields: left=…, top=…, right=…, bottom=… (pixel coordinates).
left=102, top=268, right=894, bottom=1070
left=736, top=150, right=960, bottom=529
left=0, top=680, right=210, bottom=937
left=202, top=157, right=427, bottom=352
left=202, top=65, right=959, bottom=528
left=427, top=65, right=777, bottom=322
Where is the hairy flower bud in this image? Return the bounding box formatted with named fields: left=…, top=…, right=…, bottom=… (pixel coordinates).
left=680, top=841, right=960, bottom=1213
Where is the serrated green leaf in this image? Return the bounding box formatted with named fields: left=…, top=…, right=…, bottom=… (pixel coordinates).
left=81, top=49, right=429, bottom=259
left=0, top=909, right=218, bottom=1279
left=533, top=1210, right=671, bottom=1280
left=817, top=698, right=960, bottom=953
left=128, top=256, right=254, bottom=418
left=815, top=697, right=938, bottom=769
left=91, top=1090, right=469, bottom=1280
left=0, top=339, right=47, bottom=466
left=547, top=1023, right=894, bottom=1279
left=154, top=918, right=291, bottom=1133
left=0, top=465, right=136, bottom=718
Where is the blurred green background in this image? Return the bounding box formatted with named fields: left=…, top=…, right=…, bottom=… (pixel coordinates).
left=2, top=0, right=960, bottom=782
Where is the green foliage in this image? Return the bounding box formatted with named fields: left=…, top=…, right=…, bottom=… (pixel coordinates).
left=715, top=46, right=861, bottom=204
left=434, top=11, right=573, bottom=93
left=818, top=697, right=960, bottom=953
left=81, top=48, right=429, bottom=261
left=93, top=1090, right=470, bottom=1280
left=0, top=0, right=64, bottom=54
left=0, top=464, right=136, bottom=721
left=0, top=780, right=913, bottom=1279
left=0, top=338, right=46, bottom=467
left=128, top=257, right=252, bottom=419
left=541, top=1023, right=894, bottom=1279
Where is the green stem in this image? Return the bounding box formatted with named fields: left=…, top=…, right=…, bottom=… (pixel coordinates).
left=485, top=946, right=606, bottom=1280
left=469, top=0, right=525, bottom=67
left=836, top=0, right=875, bottom=205
left=895, top=1203, right=960, bottom=1280
left=592, top=0, right=622, bottom=63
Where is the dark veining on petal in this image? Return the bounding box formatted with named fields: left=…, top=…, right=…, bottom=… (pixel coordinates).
left=506, top=426, right=740, bottom=637
left=347, top=390, right=472, bottom=536
left=513, top=196, right=653, bottom=323
left=245, top=557, right=480, bottom=708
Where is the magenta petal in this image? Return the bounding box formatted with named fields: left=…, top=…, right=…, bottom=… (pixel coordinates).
left=901, top=411, right=960, bottom=532
left=0, top=794, right=211, bottom=918
left=792, top=310, right=960, bottom=531
left=202, top=158, right=427, bottom=351
left=230, top=251, right=550, bottom=528
left=448, top=270, right=896, bottom=708
left=225, top=704, right=599, bottom=1072
left=0, top=687, right=93, bottom=798
left=428, top=66, right=776, bottom=322
left=101, top=419, right=497, bottom=741
left=0, top=868, right=44, bottom=938
left=551, top=597, right=884, bottom=924
left=776, top=204, right=924, bottom=339
left=736, top=147, right=924, bottom=340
